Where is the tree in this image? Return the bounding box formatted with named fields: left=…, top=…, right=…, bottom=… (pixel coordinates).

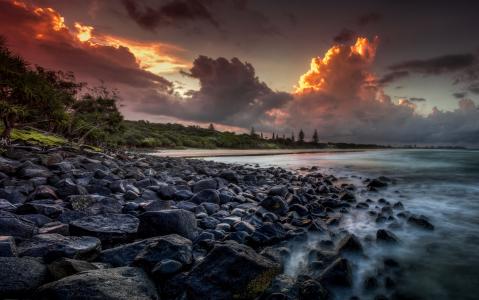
left=69, top=86, right=123, bottom=145
left=208, top=123, right=215, bottom=131
left=312, top=129, right=319, bottom=144
left=0, top=38, right=79, bottom=139
left=250, top=127, right=256, bottom=136
left=260, top=132, right=263, bottom=139
left=272, top=133, right=275, bottom=140
left=291, top=132, right=295, bottom=142
left=298, top=129, right=305, bottom=142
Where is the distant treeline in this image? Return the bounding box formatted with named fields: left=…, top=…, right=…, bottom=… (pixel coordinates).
left=0, top=37, right=389, bottom=150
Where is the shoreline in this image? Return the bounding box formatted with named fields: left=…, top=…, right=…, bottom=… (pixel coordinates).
left=147, top=148, right=381, bottom=158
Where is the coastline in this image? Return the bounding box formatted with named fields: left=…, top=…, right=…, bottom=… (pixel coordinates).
left=148, top=148, right=378, bottom=158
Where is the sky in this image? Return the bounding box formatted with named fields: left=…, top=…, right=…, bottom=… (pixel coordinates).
left=1, top=0, right=479, bottom=145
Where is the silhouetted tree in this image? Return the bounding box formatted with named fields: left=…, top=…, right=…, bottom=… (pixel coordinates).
left=208, top=123, right=215, bottom=131
left=298, top=129, right=305, bottom=142
left=312, top=129, right=319, bottom=144
left=272, top=132, right=275, bottom=140
left=260, top=132, right=263, bottom=139
left=291, top=132, right=295, bottom=142
left=250, top=127, right=256, bottom=136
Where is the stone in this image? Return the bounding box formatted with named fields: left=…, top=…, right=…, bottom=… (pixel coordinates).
left=0, top=257, right=49, bottom=298
left=68, top=195, right=122, bottom=215
left=318, top=258, right=353, bottom=287
left=174, top=189, right=193, bottom=200
left=192, top=178, right=218, bottom=193
left=376, top=229, right=400, bottom=243
left=155, top=183, right=177, bottom=199
left=35, top=267, right=159, bottom=300
left=182, top=241, right=280, bottom=299
left=48, top=257, right=98, bottom=280
left=98, top=237, right=161, bottom=267
left=39, top=223, right=70, bottom=235
left=17, top=233, right=101, bottom=262
left=336, top=233, right=364, bottom=254
left=55, top=178, right=88, bottom=198
left=249, top=222, right=287, bottom=246
left=133, top=234, right=192, bottom=271
left=297, top=279, right=328, bottom=300
left=408, top=215, right=434, bottom=230
left=268, top=185, right=289, bottom=198
left=260, top=196, right=289, bottom=216
left=191, top=189, right=221, bottom=204
left=70, top=214, right=139, bottom=246
left=151, top=259, right=183, bottom=276
left=367, top=179, right=388, bottom=188
left=0, top=211, right=38, bottom=238
left=31, top=185, right=58, bottom=200
left=138, top=209, right=198, bottom=240
left=0, top=235, right=17, bottom=257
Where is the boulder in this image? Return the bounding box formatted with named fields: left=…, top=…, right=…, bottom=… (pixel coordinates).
left=318, top=258, right=353, bottom=287
left=376, top=229, right=400, bottom=244
left=192, top=178, right=218, bottom=193
left=151, top=259, right=183, bottom=277
left=55, top=178, right=88, bottom=198
left=367, top=179, right=388, bottom=188
left=0, top=235, right=17, bottom=257
left=0, top=257, right=49, bottom=298
left=336, top=233, right=363, bottom=254
left=133, top=234, right=192, bottom=271
left=191, top=189, right=220, bottom=204
left=17, top=233, right=101, bottom=262
left=98, top=237, right=161, bottom=267
left=0, top=211, right=38, bottom=238
left=268, top=185, right=289, bottom=198
left=70, top=214, right=139, bottom=247
left=68, top=195, right=122, bottom=215
left=48, top=257, right=98, bottom=280
left=260, top=196, right=289, bottom=216
left=407, top=215, right=434, bottom=230
left=31, top=185, right=58, bottom=200
left=138, top=209, right=197, bottom=240
left=183, top=241, right=280, bottom=299
left=35, top=267, right=159, bottom=300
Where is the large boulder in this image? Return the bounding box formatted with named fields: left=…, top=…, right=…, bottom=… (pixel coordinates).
left=70, top=214, right=139, bottom=247
left=0, top=235, right=17, bottom=257
left=407, top=215, right=434, bottom=230
left=35, top=267, right=159, bottom=300
left=0, top=257, right=49, bottom=298
left=48, top=257, right=98, bottom=280
left=55, top=178, right=88, bottom=199
left=192, top=178, right=218, bottom=193
left=68, top=195, right=122, bottom=215
left=318, top=258, right=353, bottom=287
left=133, top=234, right=192, bottom=271
left=260, top=196, right=289, bottom=216
left=0, top=211, right=38, bottom=239
left=182, top=241, right=280, bottom=299
left=97, top=237, right=162, bottom=267
left=336, top=233, right=363, bottom=255
left=138, top=209, right=198, bottom=240
left=191, top=189, right=220, bottom=204
left=17, top=233, right=101, bottom=262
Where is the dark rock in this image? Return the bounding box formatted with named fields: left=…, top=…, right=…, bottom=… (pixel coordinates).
left=17, top=233, right=101, bottom=262
left=109, top=180, right=127, bottom=193
left=39, top=223, right=69, bottom=235
left=250, top=222, right=287, bottom=246
left=376, top=229, right=400, bottom=244
left=268, top=185, right=289, bottom=198
left=138, top=209, right=197, bottom=240
left=97, top=237, right=161, bottom=267
left=174, top=189, right=193, bottom=200
left=0, top=235, right=17, bottom=257
left=336, top=233, right=364, bottom=254
left=18, top=164, right=52, bottom=179
left=0, top=211, right=38, bottom=238
left=0, top=257, right=48, bottom=298
left=219, top=170, right=239, bottom=183
left=192, top=178, right=218, bottom=193
left=339, top=191, right=356, bottom=202
left=55, top=178, right=88, bottom=198
left=191, top=189, right=221, bottom=204
left=260, top=196, right=289, bottom=216
left=0, top=199, right=16, bottom=212
left=70, top=214, right=139, bottom=246
left=31, top=185, right=58, bottom=200
left=367, top=179, right=388, bottom=188
left=318, top=257, right=353, bottom=287
left=16, top=201, right=63, bottom=218
left=183, top=241, right=280, bottom=299
left=297, top=279, right=328, bottom=300
left=364, top=276, right=379, bottom=290
left=21, top=213, right=52, bottom=227
left=151, top=259, right=183, bottom=277
left=68, top=195, right=122, bottom=214
left=155, top=183, right=177, bottom=199
left=35, top=267, right=159, bottom=300
left=407, top=215, right=434, bottom=230
left=0, top=156, right=20, bottom=174
left=133, top=234, right=192, bottom=271
left=48, top=257, right=98, bottom=280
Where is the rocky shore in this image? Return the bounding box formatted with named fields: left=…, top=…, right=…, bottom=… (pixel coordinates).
left=0, top=145, right=434, bottom=300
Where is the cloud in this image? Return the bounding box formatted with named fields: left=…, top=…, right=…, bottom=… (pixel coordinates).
left=409, top=97, right=426, bottom=102
left=271, top=37, right=479, bottom=145
left=453, top=92, right=467, bottom=99
left=333, top=28, right=357, bottom=43
left=389, top=54, right=476, bottom=75
left=136, top=56, right=292, bottom=128
left=379, top=70, right=410, bottom=85
left=122, top=0, right=219, bottom=30
left=357, top=12, right=382, bottom=26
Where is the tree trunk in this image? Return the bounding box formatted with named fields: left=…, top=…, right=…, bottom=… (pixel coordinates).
left=1, top=117, right=14, bottom=140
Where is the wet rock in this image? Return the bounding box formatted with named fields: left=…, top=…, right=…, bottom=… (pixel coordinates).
left=219, top=170, right=239, bottom=183
left=182, top=241, right=280, bottom=299
left=250, top=222, right=287, bottom=246
left=364, top=276, right=379, bottom=290
left=191, top=189, right=221, bottom=204
left=297, top=278, right=328, bottom=300
left=17, top=233, right=101, bottom=262
left=138, top=209, right=198, bottom=240
left=48, top=257, right=98, bottom=280
left=97, top=237, right=161, bottom=267
left=193, top=178, right=218, bottom=192
left=0, top=257, right=49, bottom=298
left=407, top=215, right=434, bottom=230
left=174, top=189, right=194, bottom=200
left=260, top=196, right=289, bottom=216
left=376, top=229, right=400, bottom=244
left=31, top=185, right=58, bottom=200
left=0, top=235, right=17, bottom=257
left=134, top=234, right=192, bottom=271
left=339, top=191, right=356, bottom=202
left=35, top=267, right=159, bottom=300
left=336, top=233, right=364, bottom=254
left=268, top=185, right=289, bottom=198
left=0, top=211, right=38, bottom=238
left=55, top=178, right=88, bottom=198
left=68, top=195, right=122, bottom=214
left=151, top=259, right=183, bottom=277
left=154, top=183, right=176, bottom=199
left=70, top=214, right=139, bottom=246
left=318, top=257, right=353, bottom=287
left=367, top=179, right=388, bottom=188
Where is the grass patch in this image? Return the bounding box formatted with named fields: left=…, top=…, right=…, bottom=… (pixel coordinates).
left=10, top=127, right=67, bottom=146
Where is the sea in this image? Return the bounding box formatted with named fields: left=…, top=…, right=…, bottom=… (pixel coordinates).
left=203, top=149, right=479, bottom=300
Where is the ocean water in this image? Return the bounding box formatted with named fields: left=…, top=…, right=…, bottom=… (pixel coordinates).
left=203, top=149, right=479, bottom=300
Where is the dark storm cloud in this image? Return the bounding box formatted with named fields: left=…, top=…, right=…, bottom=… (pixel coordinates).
left=122, top=0, right=219, bottom=30
left=357, top=12, right=382, bottom=26
left=389, top=54, right=476, bottom=75
left=138, top=55, right=292, bottom=127
left=378, top=70, right=410, bottom=85
left=333, top=28, right=356, bottom=43
left=409, top=97, right=426, bottom=102
left=453, top=92, right=467, bottom=99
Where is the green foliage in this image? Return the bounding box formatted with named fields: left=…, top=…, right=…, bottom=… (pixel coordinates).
left=9, top=127, right=67, bottom=146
